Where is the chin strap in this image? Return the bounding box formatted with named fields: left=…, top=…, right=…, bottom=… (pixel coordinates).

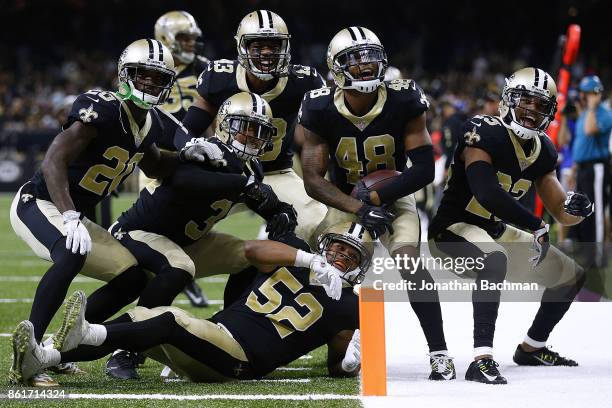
left=116, top=82, right=152, bottom=110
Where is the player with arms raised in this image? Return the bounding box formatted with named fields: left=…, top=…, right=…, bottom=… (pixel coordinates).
left=298, top=27, right=454, bottom=380
left=429, top=68, right=592, bottom=384
left=176, top=10, right=327, bottom=244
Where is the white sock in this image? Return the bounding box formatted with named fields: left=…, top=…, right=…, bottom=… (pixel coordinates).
left=430, top=350, right=449, bottom=357
left=42, top=337, right=53, bottom=349
left=81, top=324, right=107, bottom=346
left=523, top=335, right=547, bottom=349
left=43, top=348, right=61, bottom=368
left=473, top=347, right=494, bottom=359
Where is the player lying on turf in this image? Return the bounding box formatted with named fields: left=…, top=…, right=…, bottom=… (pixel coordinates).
left=9, top=222, right=372, bottom=384
left=298, top=27, right=454, bottom=380
left=99, top=91, right=297, bottom=379
left=175, top=10, right=328, bottom=245
left=7, top=39, right=222, bottom=386
left=429, top=67, right=592, bottom=384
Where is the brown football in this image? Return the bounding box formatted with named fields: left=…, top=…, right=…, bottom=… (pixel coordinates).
left=350, top=169, right=401, bottom=197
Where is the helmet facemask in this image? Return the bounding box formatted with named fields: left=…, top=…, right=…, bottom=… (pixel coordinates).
left=318, top=234, right=372, bottom=285
left=221, top=114, right=276, bottom=159
left=501, top=87, right=557, bottom=140
left=333, top=45, right=387, bottom=93
left=172, top=32, right=204, bottom=64
left=118, top=65, right=175, bottom=110
left=238, top=34, right=291, bottom=80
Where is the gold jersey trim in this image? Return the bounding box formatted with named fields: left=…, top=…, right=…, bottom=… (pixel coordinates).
left=236, top=63, right=288, bottom=103
left=333, top=85, right=387, bottom=131
left=118, top=96, right=152, bottom=148
left=506, top=126, right=542, bottom=171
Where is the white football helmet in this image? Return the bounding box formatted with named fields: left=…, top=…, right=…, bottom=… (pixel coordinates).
left=499, top=67, right=557, bottom=140
left=317, top=222, right=374, bottom=285
left=117, top=39, right=176, bottom=110
left=235, top=10, right=291, bottom=80
left=327, top=27, right=388, bottom=93
left=154, top=11, right=203, bottom=64
left=215, top=92, right=276, bottom=160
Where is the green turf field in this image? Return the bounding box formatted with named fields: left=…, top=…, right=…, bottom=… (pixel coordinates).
left=0, top=193, right=361, bottom=407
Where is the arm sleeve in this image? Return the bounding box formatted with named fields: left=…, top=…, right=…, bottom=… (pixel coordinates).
left=466, top=161, right=542, bottom=231
left=376, top=145, right=435, bottom=203
left=168, top=163, right=247, bottom=201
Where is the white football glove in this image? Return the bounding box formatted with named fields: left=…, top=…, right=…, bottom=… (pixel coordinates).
left=181, top=138, right=227, bottom=167
left=62, top=210, right=91, bottom=255
left=295, top=251, right=343, bottom=300
left=341, top=329, right=361, bottom=373
left=529, top=223, right=550, bottom=269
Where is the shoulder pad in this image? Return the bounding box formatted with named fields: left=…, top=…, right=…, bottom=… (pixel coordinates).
left=297, top=87, right=333, bottom=133
left=289, top=65, right=326, bottom=90
left=196, top=59, right=239, bottom=106
left=65, top=90, right=119, bottom=129
left=386, top=79, right=429, bottom=112
left=461, top=115, right=506, bottom=154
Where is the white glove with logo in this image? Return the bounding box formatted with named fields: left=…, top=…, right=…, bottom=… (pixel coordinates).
left=180, top=138, right=226, bottom=167
left=341, top=329, right=361, bottom=373
left=295, top=251, right=343, bottom=300
left=62, top=210, right=91, bottom=255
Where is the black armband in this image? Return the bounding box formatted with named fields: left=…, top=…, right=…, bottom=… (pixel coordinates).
left=174, top=106, right=214, bottom=149
left=169, top=163, right=247, bottom=201
left=466, top=161, right=542, bottom=231
left=376, top=145, right=434, bottom=203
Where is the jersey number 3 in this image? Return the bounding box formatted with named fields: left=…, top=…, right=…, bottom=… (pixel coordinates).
left=246, top=267, right=323, bottom=339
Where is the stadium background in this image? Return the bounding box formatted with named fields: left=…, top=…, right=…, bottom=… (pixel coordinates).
left=0, top=0, right=610, bottom=406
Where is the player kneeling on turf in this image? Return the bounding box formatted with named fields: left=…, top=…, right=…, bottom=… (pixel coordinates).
left=9, top=222, right=372, bottom=384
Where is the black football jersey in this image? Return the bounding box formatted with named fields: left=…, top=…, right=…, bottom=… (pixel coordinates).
left=30, top=89, right=164, bottom=212
left=298, top=80, right=430, bottom=194
left=157, top=56, right=209, bottom=150
left=115, top=138, right=261, bottom=246
left=212, top=241, right=358, bottom=377
left=196, top=59, right=325, bottom=172
left=430, top=114, right=558, bottom=236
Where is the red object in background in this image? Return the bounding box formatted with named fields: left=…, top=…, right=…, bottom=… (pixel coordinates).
left=536, top=24, right=581, bottom=218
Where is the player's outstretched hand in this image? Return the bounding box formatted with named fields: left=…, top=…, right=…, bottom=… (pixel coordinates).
left=180, top=138, right=227, bottom=167
left=62, top=210, right=92, bottom=255
left=341, top=329, right=361, bottom=373
left=310, top=255, right=343, bottom=300
left=356, top=203, right=395, bottom=239
left=564, top=191, right=594, bottom=217
left=530, top=224, right=550, bottom=268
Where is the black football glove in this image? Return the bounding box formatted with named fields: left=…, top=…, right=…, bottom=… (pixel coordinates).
left=563, top=191, right=594, bottom=217
left=266, top=203, right=298, bottom=240
left=242, top=178, right=280, bottom=214
left=354, top=180, right=373, bottom=204
left=356, top=203, right=395, bottom=239
left=530, top=224, right=550, bottom=268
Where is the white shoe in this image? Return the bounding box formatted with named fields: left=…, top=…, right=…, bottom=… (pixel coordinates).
left=53, top=290, right=88, bottom=352
left=9, top=321, right=48, bottom=385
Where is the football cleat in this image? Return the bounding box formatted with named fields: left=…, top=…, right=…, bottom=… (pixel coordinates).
left=106, top=350, right=140, bottom=380
left=9, top=321, right=49, bottom=386
left=183, top=280, right=210, bottom=308
left=47, top=362, right=87, bottom=375
left=465, top=358, right=508, bottom=384
left=513, top=345, right=578, bottom=366
left=428, top=353, right=456, bottom=380
left=28, top=373, right=60, bottom=387
left=53, top=290, right=88, bottom=352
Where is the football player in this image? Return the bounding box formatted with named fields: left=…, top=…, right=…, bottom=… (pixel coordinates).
left=298, top=27, right=454, bottom=380
left=428, top=68, right=592, bottom=384
left=148, top=10, right=211, bottom=307
left=8, top=39, right=220, bottom=386
left=9, top=222, right=372, bottom=385
left=103, top=92, right=297, bottom=379
left=175, top=10, right=327, bottom=244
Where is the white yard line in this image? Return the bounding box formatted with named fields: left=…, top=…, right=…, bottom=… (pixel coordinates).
left=277, top=367, right=312, bottom=371
left=54, top=393, right=360, bottom=400
left=0, top=275, right=227, bottom=283
left=0, top=298, right=223, bottom=305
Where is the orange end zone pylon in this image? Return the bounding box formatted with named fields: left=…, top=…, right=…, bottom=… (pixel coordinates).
left=359, top=286, right=387, bottom=396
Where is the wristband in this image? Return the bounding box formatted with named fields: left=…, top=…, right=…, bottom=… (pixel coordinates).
left=294, top=250, right=315, bottom=268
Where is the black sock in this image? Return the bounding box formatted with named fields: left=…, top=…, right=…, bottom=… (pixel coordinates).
left=29, top=239, right=86, bottom=342
left=527, top=268, right=586, bottom=343
left=85, top=266, right=148, bottom=323
left=400, top=265, right=447, bottom=352
left=138, top=267, right=192, bottom=307
left=472, top=252, right=507, bottom=349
